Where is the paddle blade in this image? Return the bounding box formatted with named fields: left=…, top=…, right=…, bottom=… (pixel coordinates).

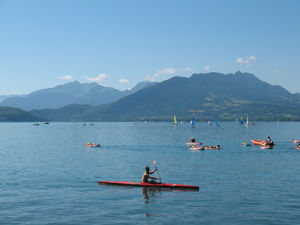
left=152, top=160, right=157, bottom=167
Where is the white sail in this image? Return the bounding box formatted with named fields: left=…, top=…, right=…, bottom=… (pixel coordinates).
left=245, top=114, right=249, bottom=126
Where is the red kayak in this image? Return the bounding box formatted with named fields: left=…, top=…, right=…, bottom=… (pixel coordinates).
left=251, top=139, right=265, bottom=145
left=251, top=139, right=274, bottom=146
left=98, top=181, right=199, bottom=190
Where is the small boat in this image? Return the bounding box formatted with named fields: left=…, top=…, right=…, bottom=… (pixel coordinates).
left=33, top=123, right=40, bottom=126
left=44, top=121, right=49, bottom=124
left=251, top=139, right=274, bottom=146
left=98, top=181, right=199, bottom=190
left=292, top=139, right=300, bottom=143
left=85, top=143, right=100, bottom=148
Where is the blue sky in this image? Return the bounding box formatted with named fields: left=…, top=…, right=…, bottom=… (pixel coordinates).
left=0, top=0, right=299, bottom=94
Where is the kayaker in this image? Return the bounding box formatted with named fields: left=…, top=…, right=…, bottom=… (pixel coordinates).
left=142, top=166, right=161, bottom=184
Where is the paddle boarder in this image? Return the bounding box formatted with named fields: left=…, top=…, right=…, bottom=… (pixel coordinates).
left=142, top=166, right=161, bottom=184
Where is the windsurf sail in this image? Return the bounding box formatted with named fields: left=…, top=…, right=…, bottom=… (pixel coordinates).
left=216, top=119, right=220, bottom=127
left=235, top=117, right=239, bottom=124
left=245, top=114, right=249, bottom=126
left=174, top=115, right=178, bottom=125
left=190, top=118, right=195, bottom=127
left=240, top=116, right=244, bottom=125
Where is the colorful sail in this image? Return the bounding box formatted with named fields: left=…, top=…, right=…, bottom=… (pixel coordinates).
left=174, top=115, right=178, bottom=125
left=235, top=117, right=239, bottom=124
left=190, top=118, right=195, bottom=127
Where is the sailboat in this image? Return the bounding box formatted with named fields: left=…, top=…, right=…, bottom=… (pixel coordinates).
left=190, top=118, right=195, bottom=128
left=173, top=115, right=178, bottom=125
left=235, top=117, right=239, bottom=124
left=245, top=114, right=249, bottom=127
left=240, top=116, right=244, bottom=125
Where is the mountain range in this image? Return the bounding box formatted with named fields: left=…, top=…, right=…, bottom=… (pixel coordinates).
left=29, top=72, right=300, bottom=121
left=0, top=81, right=157, bottom=110
left=0, top=106, right=44, bottom=122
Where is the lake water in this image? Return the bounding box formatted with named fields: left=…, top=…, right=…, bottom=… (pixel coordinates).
left=1, top=122, right=300, bottom=224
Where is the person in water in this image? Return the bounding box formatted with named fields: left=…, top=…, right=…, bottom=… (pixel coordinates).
left=190, top=137, right=196, bottom=143
left=142, top=166, right=161, bottom=184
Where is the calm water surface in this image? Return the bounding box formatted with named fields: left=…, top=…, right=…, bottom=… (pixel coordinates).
left=1, top=122, right=300, bottom=224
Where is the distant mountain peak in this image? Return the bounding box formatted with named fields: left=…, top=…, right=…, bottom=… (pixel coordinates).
left=131, top=81, right=158, bottom=92
left=1, top=79, right=157, bottom=110
left=234, top=71, right=243, bottom=75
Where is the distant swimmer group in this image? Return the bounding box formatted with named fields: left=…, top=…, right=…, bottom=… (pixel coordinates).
left=187, top=137, right=220, bottom=151
left=186, top=135, right=300, bottom=151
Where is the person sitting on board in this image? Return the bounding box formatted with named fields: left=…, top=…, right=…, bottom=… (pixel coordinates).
left=267, top=136, right=274, bottom=145
left=142, top=166, right=161, bottom=184
left=190, top=137, right=196, bottom=143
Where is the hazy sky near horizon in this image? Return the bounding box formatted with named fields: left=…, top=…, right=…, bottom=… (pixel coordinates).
left=0, top=0, right=299, bottom=95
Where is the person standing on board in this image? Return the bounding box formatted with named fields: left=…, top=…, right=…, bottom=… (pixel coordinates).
left=142, top=166, right=161, bottom=184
